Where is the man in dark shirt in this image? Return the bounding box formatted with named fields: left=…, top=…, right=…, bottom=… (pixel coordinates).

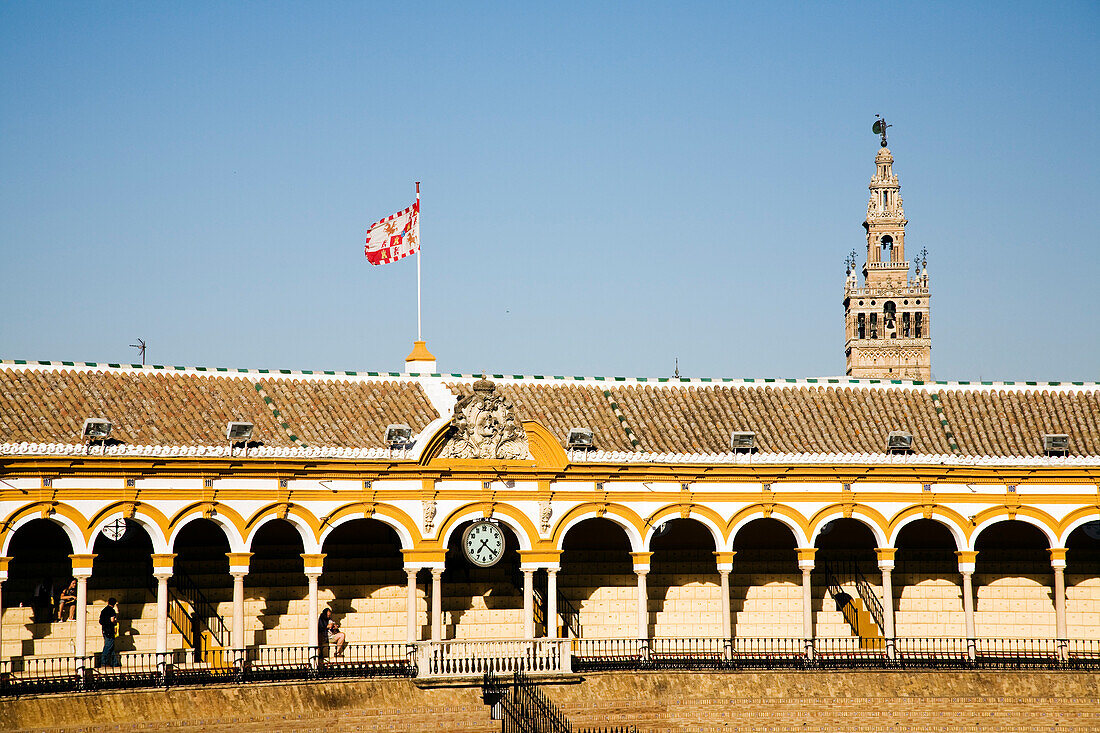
left=98, top=598, right=119, bottom=667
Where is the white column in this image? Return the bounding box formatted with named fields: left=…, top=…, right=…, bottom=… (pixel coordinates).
left=876, top=548, right=897, bottom=656
left=405, top=568, right=419, bottom=643
left=635, top=569, right=648, bottom=640
left=231, top=572, right=246, bottom=654
left=797, top=549, right=816, bottom=658
left=306, top=572, right=321, bottom=650
left=957, top=550, right=977, bottom=652
left=154, top=572, right=171, bottom=654
left=718, top=568, right=732, bottom=639
left=430, top=568, right=443, bottom=642
left=546, top=567, right=558, bottom=639
left=1050, top=548, right=1068, bottom=642
left=522, top=568, right=535, bottom=639
left=74, top=572, right=90, bottom=657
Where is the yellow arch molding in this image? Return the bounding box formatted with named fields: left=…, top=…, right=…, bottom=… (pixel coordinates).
left=1057, top=505, right=1100, bottom=539
left=1, top=501, right=89, bottom=548
left=87, top=502, right=171, bottom=544
left=318, top=502, right=421, bottom=548
left=727, top=503, right=811, bottom=544
left=168, top=502, right=247, bottom=544
left=970, top=505, right=1060, bottom=542
left=808, top=503, right=891, bottom=544
left=245, top=503, right=323, bottom=543
left=435, top=501, right=542, bottom=551
left=887, top=504, right=972, bottom=547
left=549, top=502, right=647, bottom=549
left=644, top=504, right=728, bottom=548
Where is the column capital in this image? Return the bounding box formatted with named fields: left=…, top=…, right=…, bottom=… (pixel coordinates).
left=151, top=553, right=176, bottom=573
left=1048, top=547, right=1068, bottom=569
left=713, top=551, right=736, bottom=572
left=518, top=549, right=563, bottom=566
left=301, top=553, right=326, bottom=575
left=955, top=550, right=978, bottom=573
left=226, top=552, right=252, bottom=574
left=69, top=553, right=97, bottom=577
left=796, top=547, right=817, bottom=569
left=430, top=567, right=443, bottom=578
left=0, top=555, right=11, bottom=582
left=875, top=547, right=897, bottom=570
left=630, top=551, right=653, bottom=570
left=401, top=548, right=447, bottom=568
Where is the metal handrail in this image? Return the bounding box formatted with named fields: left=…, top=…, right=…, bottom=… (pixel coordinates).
left=818, top=557, right=884, bottom=635
left=169, top=567, right=230, bottom=649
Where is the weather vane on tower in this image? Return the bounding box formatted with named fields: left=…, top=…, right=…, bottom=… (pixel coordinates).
left=872, top=115, right=891, bottom=147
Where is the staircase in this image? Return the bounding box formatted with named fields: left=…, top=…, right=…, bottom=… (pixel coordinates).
left=818, top=558, right=885, bottom=648
left=157, top=567, right=231, bottom=659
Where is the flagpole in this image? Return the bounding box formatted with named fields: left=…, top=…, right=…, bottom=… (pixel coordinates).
left=416, top=181, right=421, bottom=341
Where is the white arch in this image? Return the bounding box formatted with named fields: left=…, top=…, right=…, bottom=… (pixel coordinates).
left=168, top=513, right=246, bottom=554
left=319, top=514, right=414, bottom=552
left=888, top=514, right=965, bottom=551
left=969, top=515, right=1056, bottom=552
left=810, top=515, right=887, bottom=548
left=88, top=513, right=170, bottom=554
left=440, top=509, right=534, bottom=553
left=245, top=514, right=320, bottom=555
left=2, top=512, right=87, bottom=556
left=728, top=513, right=809, bottom=549
left=1058, top=515, right=1100, bottom=547
left=643, top=514, right=724, bottom=553
left=554, top=512, right=643, bottom=554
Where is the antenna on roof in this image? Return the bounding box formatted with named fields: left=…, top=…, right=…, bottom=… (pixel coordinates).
left=129, top=338, right=146, bottom=365
left=673, top=358, right=680, bottom=379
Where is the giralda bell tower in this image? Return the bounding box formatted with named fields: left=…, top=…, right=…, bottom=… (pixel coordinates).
left=844, top=119, right=931, bottom=380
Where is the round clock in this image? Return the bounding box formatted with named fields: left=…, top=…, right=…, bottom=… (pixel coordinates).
left=101, top=518, right=128, bottom=542
left=462, top=520, right=505, bottom=567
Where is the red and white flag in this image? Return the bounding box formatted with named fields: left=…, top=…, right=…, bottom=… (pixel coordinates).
left=364, top=200, right=419, bottom=265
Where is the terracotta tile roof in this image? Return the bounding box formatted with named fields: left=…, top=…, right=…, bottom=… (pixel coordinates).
left=2, top=362, right=1100, bottom=459
left=606, top=384, right=954, bottom=455
left=936, top=389, right=1100, bottom=457
left=0, top=366, right=437, bottom=449
left=260, top=377, right=438, bottom=447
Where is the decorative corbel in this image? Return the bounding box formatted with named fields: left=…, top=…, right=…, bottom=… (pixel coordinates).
left=538, top=499, right=553, bottom=534
left=201, top=501, right=217, bottom=518
left=422, top=499, right=437, bottom=534
left=123, top=501, right=139, bottom=520
left=842, top=503, right=855, bottom=519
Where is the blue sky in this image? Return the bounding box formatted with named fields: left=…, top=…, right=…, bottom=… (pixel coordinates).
left=2, top=2, right=1097, bottom=380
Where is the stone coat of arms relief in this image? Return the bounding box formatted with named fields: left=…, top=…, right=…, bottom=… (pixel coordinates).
left=440, top=378, right=531, bottom=460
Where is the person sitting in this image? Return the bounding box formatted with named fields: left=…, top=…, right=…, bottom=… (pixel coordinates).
left=57, top=578, right=77, bottom=621
left=317, top=608, right=346, bottom=657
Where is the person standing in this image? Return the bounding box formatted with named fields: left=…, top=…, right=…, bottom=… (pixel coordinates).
left=98, top=598, right=119, bottom=667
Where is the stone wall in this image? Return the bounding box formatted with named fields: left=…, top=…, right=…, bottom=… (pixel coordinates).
left=3, top=671, right=1098, bottom=732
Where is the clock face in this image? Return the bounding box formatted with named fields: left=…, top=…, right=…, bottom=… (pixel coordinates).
left=101, top=518, right=128, bottom=542
left=462, top=520, right=505, bottom=567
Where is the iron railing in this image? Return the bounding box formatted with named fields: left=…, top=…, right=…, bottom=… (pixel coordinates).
left=2, top=638, right=1097, bottom=697
left=169, top=567, right=230, bottom=650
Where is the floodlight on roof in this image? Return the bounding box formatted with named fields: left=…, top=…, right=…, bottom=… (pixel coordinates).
left=886, top=431, right=913, bottom=454
left=1042, top=433, right=1069, bottom=456
left=226, top=421, right=254, bottom=442
left=385, top=424, right=413, bottom=449
left=82, top=418, right=112, bottom=440
left=566, top=427, right=595, bottom=451
left=730, top=431, right=755, bottom=453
